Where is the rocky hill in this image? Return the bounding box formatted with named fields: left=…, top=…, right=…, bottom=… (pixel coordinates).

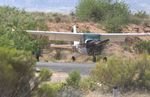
left=46, top=22, right=150, bottom=33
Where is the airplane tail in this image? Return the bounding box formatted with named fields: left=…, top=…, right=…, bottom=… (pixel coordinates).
left=73, top=25, right=77, bottom=34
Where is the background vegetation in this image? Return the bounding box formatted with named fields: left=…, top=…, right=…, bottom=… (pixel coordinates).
left=0, top=47, right=54, bottom=97
left=0, top=0, right=150, bottom=96
left=129, top=11, right=150, bottom=25
left=0, top=6, right=47, bottom=51
left=0, top=47, right=35, bottom=97
left=135, top=41, right=150, bottom=54
left=76, top=0, right=130, bottom=33
left=92, top=54, right=150, bottom=91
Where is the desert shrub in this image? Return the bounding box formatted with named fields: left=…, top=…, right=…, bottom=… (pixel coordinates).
left=0, top=47, right=35, bottom=97
left=0, top=6, right=48, bottom=51
left=51, top=13, right=72, bottom=23
left=39, top=68, right=52, bottom=81
left=129, top=15, right=143, bottom=24
left=135, top=41, right=150, bottom=54
left=103, top=14, right=127, bottom=33
left=0, top=47, right=52, bottom=97
left=92, top=55, right=150, bottom=91
left=134, top=11, right=149, bottom=18
left=129, top=11, right=150, bottom=25
left=54, top=49, right=62, bottom=60
left=76, top=0, right=130, bottom=32
left=66, top=71, right=81, bottom=88
left=76, top=0, right=105, bottom=22
left=79, top=77, right=96, bottom=91
left=103, top=1, right=129, bottom=33
left=129, top=15, right=150, bottom=25
left=81, top=30, right=91, bottom=33
left=55, top=16, right=61, bottom=23
left=38, top=83, right=63, bottom=97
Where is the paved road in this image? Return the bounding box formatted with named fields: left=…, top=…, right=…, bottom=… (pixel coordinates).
left=36, top=62, right=96, bottom=75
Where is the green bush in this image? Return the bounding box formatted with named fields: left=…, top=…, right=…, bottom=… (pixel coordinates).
left=66, top=71, right=81, bottom=88
left=103, top=1, right=129, bottom=33
left=129, top=14, right=150, bottom=25
left=76, top=0, right=130, bottom=32
left=76, top=0, right=105, bottom=22
left=134, top=11, right=149, bottom=18
left=135, top=41, right=150, bottom=54
left=79, top=77, right=96, bottom=91
left=92, top=55, right=150, bottom=91
left=0, top=6, right=48, bottom=51
left=129, top=15, right=144, bottom=25
left=39, top=68, right=52, bottom=81
left=38, top=83, right=63, bottom=97
left=54, top=49, right=65, bottom=60
left=103, top=15, right=126, bottom=33
left=0, top=47, right=35, bottom=97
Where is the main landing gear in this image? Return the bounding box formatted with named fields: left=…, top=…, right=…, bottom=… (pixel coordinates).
left=92, top=52, right=96, bottom=62
left=93, top=55, right=96, bottom=62
left=72, top=56, right=76, bottom=62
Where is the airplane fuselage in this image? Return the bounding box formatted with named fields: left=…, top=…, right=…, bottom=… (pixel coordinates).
left=75, top=39, right=110, bottom=56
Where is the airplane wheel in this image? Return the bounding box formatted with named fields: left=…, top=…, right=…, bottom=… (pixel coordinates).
left=72, top=56, right=76, bottom=62
left=93, top=56, right=96, bottom=62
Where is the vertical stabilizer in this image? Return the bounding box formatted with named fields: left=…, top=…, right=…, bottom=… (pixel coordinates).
left=73, top=25, right=77, bottom=34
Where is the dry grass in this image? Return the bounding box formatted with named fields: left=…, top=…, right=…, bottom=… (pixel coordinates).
left=102, top=43, right=136, bottom=59
left=85, top=91, right=150, bottom=97
left=40, top=49, right=93, bottom=63
left=122, top=92, right=150, bottom=97
left=51, top=72, right=68, bottom=83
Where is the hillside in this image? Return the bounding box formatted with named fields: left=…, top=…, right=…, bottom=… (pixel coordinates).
left=46, top=22, right=150, bottom=33
left=46, top=22, right=106, bottom=33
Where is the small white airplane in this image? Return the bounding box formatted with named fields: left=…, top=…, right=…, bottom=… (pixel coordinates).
left=26, top=25, right=150, bottom=62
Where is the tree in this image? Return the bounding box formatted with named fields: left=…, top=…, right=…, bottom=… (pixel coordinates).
left=76, top=0, right=106, bottom=22
left=0, top=6, right=51, bottom=97
left=103, top=1, right=129, bottom=32
left=0, top=6, right=49, bottom=51
left=76, top=0, right=130, bottom=33
left=0, top=47, right=35, bottom=97
left=0, top=47, right=55, bottom=97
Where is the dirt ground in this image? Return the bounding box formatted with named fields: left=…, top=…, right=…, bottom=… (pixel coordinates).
left=85, top=91, right=150, bottom=97
left=51, top=72, right=68, bottom=82
left=47, top=22, right=106, bottom=33
left=46, top=22, right=150, bottom=33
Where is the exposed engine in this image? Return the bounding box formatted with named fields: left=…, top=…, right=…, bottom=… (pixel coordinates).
left=85, top=39, right=110, bottom=56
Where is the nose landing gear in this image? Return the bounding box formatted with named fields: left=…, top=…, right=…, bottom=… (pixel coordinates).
left=92, top=52, right=96, bottom=62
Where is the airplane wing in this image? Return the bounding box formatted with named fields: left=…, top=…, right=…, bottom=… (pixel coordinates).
left=26, top=30, right=150, bottom=42
left=26, top=30, right=84, bottom=41
left=100, top=33, right=150, bottom=42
